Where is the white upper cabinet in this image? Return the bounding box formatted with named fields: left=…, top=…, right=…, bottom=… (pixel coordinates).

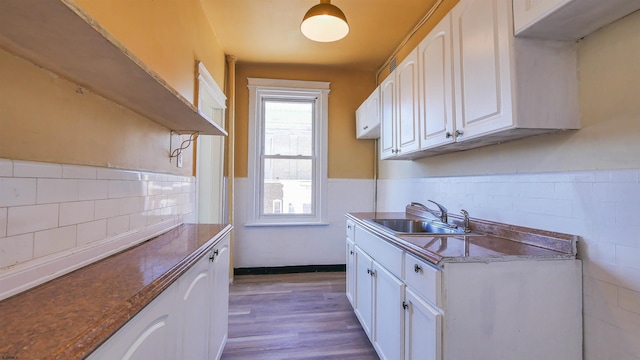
left=418, top=14, right=455, bottom=150
left=356, top=87, right=381, bottom=139
left=380, top=48, right=421, bottom=159
left=452, top=0, right=515, bottom=141
left=380, top=0, right=580, bottom=160
left=513, top=0, right=640, bottom=40
left=380, top=71, right=397, bottom=159
left=396, top=49, right=421, bottom=157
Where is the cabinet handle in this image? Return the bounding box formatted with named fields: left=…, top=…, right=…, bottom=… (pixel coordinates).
left=455, top=130, right=464, bottom=137
left=209, top=249, right=220, bottom=262
left=350, top=250, right=354, bottom=255
left=414, top=264, right=422, bottom=273
left=371, top=270, right=376, bottom=277
left=445, top=132, right=453, bottom=139
left=348, top=224, right=351, bottom=229
left=402, top=301, right=409, bottom=310
left=363, top=125, right=369, bottom=130
left=367, top=268, right=371, bottom=275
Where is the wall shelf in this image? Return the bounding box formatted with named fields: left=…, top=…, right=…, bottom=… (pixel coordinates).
left=0, top=0, right=227, bottom=136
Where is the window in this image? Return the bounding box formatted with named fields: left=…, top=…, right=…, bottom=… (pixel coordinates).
left=247, top=78, right=329, bottom=225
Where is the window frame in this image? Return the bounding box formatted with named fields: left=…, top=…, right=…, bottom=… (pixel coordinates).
left=246, top=78, right=330, bottom=226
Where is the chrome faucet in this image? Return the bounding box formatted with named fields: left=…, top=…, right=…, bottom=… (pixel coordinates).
left=410, top=200, right=449, bottom=224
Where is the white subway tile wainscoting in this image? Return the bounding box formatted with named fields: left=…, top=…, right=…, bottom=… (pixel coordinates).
left=377, top=168, right=640, bottom=359
left=0, top=159, right=196, bottom=300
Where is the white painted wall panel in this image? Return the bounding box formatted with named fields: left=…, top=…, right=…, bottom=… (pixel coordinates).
left=233, top=178, right=375, bottom=267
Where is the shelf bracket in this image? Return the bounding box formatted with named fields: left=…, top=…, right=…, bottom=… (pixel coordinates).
left=169, top=131, right=198, bottom=161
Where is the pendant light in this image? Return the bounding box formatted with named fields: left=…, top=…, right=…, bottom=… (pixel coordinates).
left=300, top=0, right=349, bottom=42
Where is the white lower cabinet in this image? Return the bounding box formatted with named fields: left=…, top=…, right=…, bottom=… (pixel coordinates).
left=404, top=287, right=441, bottom=360
left=89, top=234, right=230, bottom=360
left=347, top=221, right=582, bottom=360
left=346, top=238, right=356, bottom=306
left=88, top=285, right=177, bottom=360
left=372, top=262, right=404, bottom=360
left=354, top=246, right=374, bottom=339
left=178, top=252, right=214, bottom=360
left=209, top=237, right=231, bottom=360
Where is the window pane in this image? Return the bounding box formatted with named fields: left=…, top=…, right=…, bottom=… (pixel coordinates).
left=264, top=101, right=313, bottom=156
left=263, top=158, right=313, bottom=215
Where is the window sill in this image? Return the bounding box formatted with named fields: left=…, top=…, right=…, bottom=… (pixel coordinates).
left=244, top=221, right=330, bottom=227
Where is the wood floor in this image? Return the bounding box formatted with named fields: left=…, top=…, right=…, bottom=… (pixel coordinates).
left=221, top=272, right=379, bottom=360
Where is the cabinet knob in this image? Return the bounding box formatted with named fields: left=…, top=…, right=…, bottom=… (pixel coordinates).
left=402, top=301, right=409, bottom=310
left=350, top=250, right=354, bottom=255
left=414, top=264, right=422, bottom=273
left=455, top=130, right=464, bottom=137
left=446, top=132, right=453, bottom=138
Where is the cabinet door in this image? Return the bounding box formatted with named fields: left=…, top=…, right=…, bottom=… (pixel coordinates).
left=356, top=87, right=381, bottom=139
left=88, top=286, right=177, bottom=360
left=396, top=48, right=421, bottom=156
left=346, top=238, right=356, bottom=306
left=380, top=73, right=396, bottom=159
left=372, top=262, right=404, bottom=360
left=210, top=235, right=231, bottom=360
left=452, top=0, right=514, bottom=141
left=404, top=287, right=442, bottom=360
left=355, top=101, right=368, bottom=139
left=418, top=14, right=455, bottom=150
left=178, top=254, right=212, bottom=360
left=354, top=246, right=374, bottom=339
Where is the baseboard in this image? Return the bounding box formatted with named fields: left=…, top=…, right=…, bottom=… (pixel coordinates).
left=234, top=264, right=346, bottom=276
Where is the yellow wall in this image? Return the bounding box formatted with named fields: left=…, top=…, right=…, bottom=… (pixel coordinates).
left=0, top=0, right=226, bottom=175
left=234, top=63, right=376, bottom=179
left=378, top=9, right=640, bottom=179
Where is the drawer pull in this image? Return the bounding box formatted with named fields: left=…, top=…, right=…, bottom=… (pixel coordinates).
left=414, top=264, right=422, bottom=273
left=402, top=301, right=409, bottom=310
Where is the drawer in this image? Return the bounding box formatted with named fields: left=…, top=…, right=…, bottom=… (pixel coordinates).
left=346, top=219, right=355, bottom=241
left=355, top=225, right=403, bottom=279
left=404, top=252, right=441, bottom=308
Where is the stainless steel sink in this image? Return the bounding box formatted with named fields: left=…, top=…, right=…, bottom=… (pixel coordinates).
left=367, top=218, right=480, bottom=235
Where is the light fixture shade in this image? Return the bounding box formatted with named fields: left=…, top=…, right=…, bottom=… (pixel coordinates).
left=300, top=0, right=349, bottom=42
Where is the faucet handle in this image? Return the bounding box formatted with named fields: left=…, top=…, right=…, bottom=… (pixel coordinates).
left=427, top=199, right=447, bottom=214
left=460, top=209, right=470, bottom=233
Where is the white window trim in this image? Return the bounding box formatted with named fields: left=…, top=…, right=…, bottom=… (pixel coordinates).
left=246, top=78, right=330, bottom=226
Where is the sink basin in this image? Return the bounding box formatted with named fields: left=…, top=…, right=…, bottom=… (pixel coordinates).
left=367, top=218, right=480, bottom=235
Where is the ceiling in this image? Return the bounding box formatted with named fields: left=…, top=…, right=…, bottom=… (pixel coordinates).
left=200, top=0, right=440, bottom=72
